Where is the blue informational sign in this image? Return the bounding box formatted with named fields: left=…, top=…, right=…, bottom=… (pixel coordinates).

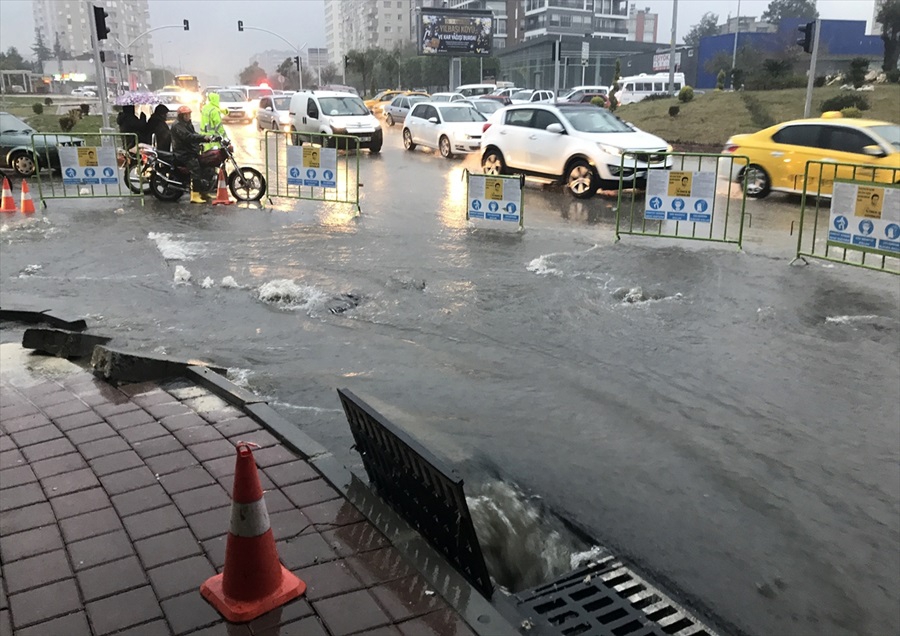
left=467, top=173, right=522, bottom=226
left=828, top=182, right=900, bottom=255
left=287, top=145, right=338, bottom=189
left=58, top=146, right=118, bottom=186
left=644, top=170, right=716, bottom=224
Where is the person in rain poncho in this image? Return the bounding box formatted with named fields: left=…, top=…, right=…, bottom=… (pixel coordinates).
left=116, top=105, right=146, bottom=148
left=145, top=104, right=172, bottom=151
left=200, top=92, right=226, bottom=151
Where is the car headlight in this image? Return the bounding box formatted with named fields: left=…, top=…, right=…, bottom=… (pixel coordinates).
left=597, top=143, right=623, bottom=156
left=279, top=113, right=291, bottom=124
left=666, top=144, right=673, bottom=153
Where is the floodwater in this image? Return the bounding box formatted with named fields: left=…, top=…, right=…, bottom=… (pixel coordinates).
left=1, top=123, right=898, bottom=636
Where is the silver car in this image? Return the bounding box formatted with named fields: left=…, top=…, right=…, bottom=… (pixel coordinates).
left=384, top=94, right=428, bottom=127
left=256, top=95, right=292, bottom=131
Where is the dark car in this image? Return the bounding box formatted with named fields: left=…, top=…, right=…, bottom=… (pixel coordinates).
left=479, top=94, right=512, bottom=106
left=576, top=92, right=611, bottom=108
left=0, top=112, right=84, bottom=177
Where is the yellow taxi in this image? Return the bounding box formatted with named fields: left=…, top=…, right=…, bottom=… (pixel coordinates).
left=364, top=90, right=405, bottom=116
left=721, top=113, right=900, bottom=198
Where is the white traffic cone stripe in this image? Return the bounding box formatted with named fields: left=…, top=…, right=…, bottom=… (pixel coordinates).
left=229, top=499, right=271, bottom=538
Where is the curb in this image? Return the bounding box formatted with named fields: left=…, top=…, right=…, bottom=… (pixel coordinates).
left=91, top=344, right=227, bottom=384
left=22, top=327, right=111, bottom=359
left=0, top=308, right=87, bottom=331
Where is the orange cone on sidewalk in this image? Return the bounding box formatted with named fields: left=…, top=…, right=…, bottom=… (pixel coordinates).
left=211, top=167, right=233, bottom=206
left=0, top=177, right=16, bottom=213
left=20, top=180, right=36, bottom=214
left=200, top=443, right=305, bottom=622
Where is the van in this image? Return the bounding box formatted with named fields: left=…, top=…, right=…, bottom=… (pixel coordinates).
left=616, top=73, right=684, bottom=105
left=456, top=83, right=496, bottom=98
left=288, top=90, right=383, bottom=153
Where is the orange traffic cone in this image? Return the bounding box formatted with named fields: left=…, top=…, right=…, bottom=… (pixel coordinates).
left=0, top=177, right=16, bottom=213
left=200, top=443, right=305, bottom=622
left=20, top=180, right=36, bottom=214
left=211, top=167, right=233, bottom=206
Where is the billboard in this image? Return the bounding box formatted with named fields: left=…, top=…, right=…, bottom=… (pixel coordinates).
left=418, top=9, right=493, bottom=57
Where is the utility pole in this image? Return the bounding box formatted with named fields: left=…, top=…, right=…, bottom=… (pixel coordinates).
left=553, top=36, right=561, bottom=103
left=668, top=0, right=678, bottom=93
left=802, top=19, right=821, bottom=118
left=731, top=0, right=742, bottom=76
left=88, top=2, right=111, bottom=129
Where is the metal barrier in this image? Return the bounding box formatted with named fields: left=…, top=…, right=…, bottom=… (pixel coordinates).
left=615, top=152, right=749, bottom=248
left=31, top=132, right=142, bottom=205
left=263, top=130, right=361, bottom=214
left=337, top=388, right=494, bottom=599
left=794, top=160, right=900, bottom=274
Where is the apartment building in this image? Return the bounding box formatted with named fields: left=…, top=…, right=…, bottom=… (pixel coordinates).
left=627, top=5, right=657, bottom=43
left=33, top=0, right=154, bottom=71
left=325, top=0, right=414, bottom=66
left=522, top=0, right=630, bottom=41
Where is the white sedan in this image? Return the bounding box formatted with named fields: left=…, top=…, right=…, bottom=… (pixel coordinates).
left=402, top=102, right=487, bottom=159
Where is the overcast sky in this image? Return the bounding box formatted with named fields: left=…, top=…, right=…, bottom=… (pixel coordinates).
left=0, top=0, right=880, bottom=83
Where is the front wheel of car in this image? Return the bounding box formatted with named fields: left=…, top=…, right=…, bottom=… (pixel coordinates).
left=10, top=151, right=36, bottom=177
left=439, top=136, right=453, bottom=159
left=481, top=148, right=506, bottom=175
left=386, top=114, right=394, bottom=127
left=566, top=160, right=597, bottom=199
left=403, top=129, right=416, bottom=151
left=742, top=164, right=771, bottom=199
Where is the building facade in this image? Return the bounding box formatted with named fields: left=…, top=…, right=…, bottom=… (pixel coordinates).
left=522, top=0, right=629, bottom=41
left=33, top=0, right=154, bottom=73
left=325, top=0, right=414, bottom=67
left=627, top=5, right=657, bottom=43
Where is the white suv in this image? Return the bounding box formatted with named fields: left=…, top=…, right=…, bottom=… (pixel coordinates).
left=480, top=104, right=672, bottom=199
left=288, top=91, right=383, bottom=153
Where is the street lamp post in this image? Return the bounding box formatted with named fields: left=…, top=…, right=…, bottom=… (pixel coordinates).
left=237, top=21, right=307, bottom=90
left=115, top=20, right=190, bottom=92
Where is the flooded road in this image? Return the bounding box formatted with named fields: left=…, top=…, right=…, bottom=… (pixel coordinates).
left=2, top=122, right=898, bottom=636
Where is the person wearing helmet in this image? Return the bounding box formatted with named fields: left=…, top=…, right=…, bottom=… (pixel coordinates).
left=170, top=105, right=213, bottom=203
left=200, top=92, right=225, bottom=152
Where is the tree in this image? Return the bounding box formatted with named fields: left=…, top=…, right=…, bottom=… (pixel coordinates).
left=761, top=0, right=818, bottom=24
left=847, top=57, right=869, bottom=87
left=0, top=47, right=29, bottom=70
left=345, top=48, right=380, bottom=97
left=319, top=63, right=340, bottom=85
left=716, top=69, right=726, bottom=90
left=608, top=58, right=621, bottom=111
left=380, top=48, right=401, bottom=89
left=32, top=30, right=51, bottom=72
left=878, top=0, right=900, bottom=72
left=148, top=68, right=175, bottom=90
left=238, top=61, right=267, bottom=86
left=684, top=12, right=719, bottom=47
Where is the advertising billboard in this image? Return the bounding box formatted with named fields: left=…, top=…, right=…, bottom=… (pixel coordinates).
left=418, top=9, right=493, bottom=57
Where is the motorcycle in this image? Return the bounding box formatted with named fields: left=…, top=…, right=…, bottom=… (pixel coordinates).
left=117, top=143, right=154, bottom=194
left=146, top=136, right=266, bottom=202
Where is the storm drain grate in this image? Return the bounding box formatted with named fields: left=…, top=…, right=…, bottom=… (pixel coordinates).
left=516, top=556, right=716, bottom=636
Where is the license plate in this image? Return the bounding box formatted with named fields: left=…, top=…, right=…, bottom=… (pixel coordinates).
left=359, top=136, right=371, bottom=142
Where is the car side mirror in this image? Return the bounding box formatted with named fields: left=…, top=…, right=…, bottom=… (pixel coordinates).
left=863, top=144, right=886, bottom=157
left=546, top=123, right=564, bottom=134
left=428, top=117, right=438, bottom=124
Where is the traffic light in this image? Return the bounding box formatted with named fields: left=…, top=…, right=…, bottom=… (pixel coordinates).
left=183, top=19, right=190, bottom=31
left=238, top=20, right=244, bottom=32
left=99, top=51, right=105, bottom=62
left=797, top=21, right=815, bottom=54
left=344, top=55, right=350, bottom=69
left=93, top=5, right=110, bottom=40
left=126, top=54, right=134, bottom=65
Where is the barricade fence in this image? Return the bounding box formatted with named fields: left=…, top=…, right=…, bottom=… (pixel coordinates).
left=615, top=152, right=749, bottom=247
left=31, top=132, right=142, bottom=205
left=262, top=130, right=361, bottom=214
left=794, top=160, right=900, bottom=274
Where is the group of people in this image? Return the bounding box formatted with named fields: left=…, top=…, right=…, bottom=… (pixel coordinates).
left=116, top=93, right=229, bottom=203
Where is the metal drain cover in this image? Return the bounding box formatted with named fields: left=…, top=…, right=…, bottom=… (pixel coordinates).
left=515, top=554, right=717, bottom=636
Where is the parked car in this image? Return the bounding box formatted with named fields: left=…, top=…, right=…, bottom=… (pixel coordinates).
left=464, top=98, right=504, bottom=117
left=455, top=83, right=497, bottom=98
left=722, top=113, right=900, bottom=199
left=491, top=87, right=521, bottom=99
left=569, top=92, right=611, bottom=108
left=384, top=94, right=429, bottom=126
left=288, top=90, right=383, bottom=153
left=71, top=86, right=98, bottom=97
left=480, top=103, right=672, bottom=199
left=256, top=95, right=293, bottom=131
left=402, top=102, right=486, bottom=159
left=428, top=92, right=466, bottom=103
left=617, top=73, right=685, bottom=105
left=480, top=94, right=512, bottom=106
left=510, top=89, right=555, bottom=104
left=559, top=86, right=608, bottom=102
left=0, top=112, right=84, bottom=177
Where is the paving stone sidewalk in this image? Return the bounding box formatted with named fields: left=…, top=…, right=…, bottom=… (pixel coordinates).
left=0, top=349, right=478, bottom=636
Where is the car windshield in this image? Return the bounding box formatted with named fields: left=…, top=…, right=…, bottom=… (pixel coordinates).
left=512, top=90, right=534, bottom=100
left=319, top=97, right=369, bottom=116
left=218, top=91, right=245, bottom=102
left=561, top=108, right=633, bottom=133
left=438, top=105, right=486, bottom=122
left=273, top=97, right=291, bottom=110
left=431, top=94, right=450, bottom=102
left=0, top=113, right=32, bottom=133
left=247, top=88, right=273, bottom=100
left=472, top=100, right=501, bottom=114
left=869, top=124, right=900, bottom=149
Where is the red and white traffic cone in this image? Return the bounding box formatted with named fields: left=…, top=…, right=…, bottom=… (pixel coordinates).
left=200, top=443, right=305, bottom=622
left=19, top=180, right=36, bottom=214
left=211, top=167, right=233, bottom=206
left=0, top=177, right=16, bottom=213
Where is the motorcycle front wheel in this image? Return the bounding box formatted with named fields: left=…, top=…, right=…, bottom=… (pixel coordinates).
left=149, top=172, right=185, bottom=202
left=125, top=161, right=152, bottom=194
left=228, top=167, right=266, bottom=202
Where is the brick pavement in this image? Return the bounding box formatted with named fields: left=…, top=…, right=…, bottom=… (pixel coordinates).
left=0, top=351, right=479, bottom=636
